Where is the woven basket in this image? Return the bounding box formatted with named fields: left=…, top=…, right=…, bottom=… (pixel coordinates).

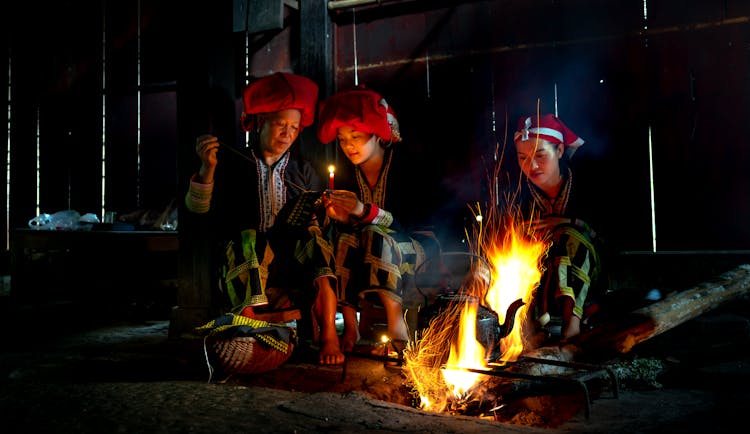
left=208, top=336, right=294, bottom=374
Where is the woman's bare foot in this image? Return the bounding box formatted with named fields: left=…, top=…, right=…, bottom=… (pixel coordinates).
left=381, top=296, right=409, bottom=342
left=340, top=305, right=360, bottom=353
left=312, top=277, right=345, bottom=365
left=319, top=339, right=345, bottom=365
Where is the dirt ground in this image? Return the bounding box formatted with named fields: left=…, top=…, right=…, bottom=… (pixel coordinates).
left=2, top=291, right=750, bottom=434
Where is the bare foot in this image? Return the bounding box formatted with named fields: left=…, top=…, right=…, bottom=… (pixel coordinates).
left=319, top=339, right=345, bottom=365
left=340, top=305, right=360, bottom=353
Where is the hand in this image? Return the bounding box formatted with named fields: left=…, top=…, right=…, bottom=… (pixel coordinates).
left=195, top=134, right=219, bottom=183
left=195, top=134, right=219, bottom=170
left=323, top=190, right=364, bottom=223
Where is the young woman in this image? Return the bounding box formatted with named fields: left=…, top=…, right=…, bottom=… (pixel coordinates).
left=317, top=87, right=442, bottom=353
left=509, top=113, right=603, bottom=341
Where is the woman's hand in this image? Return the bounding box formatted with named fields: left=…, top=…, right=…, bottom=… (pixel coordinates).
left=195, top=134, right=219, bottom=183
left=324, top=190, right=364, bottom=224
left=196, top=134, right=219, bottom=167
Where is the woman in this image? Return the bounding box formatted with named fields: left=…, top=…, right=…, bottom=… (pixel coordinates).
left=509, top=113, right=603, bottom=341
left=317, top=87, right=442, bottom=353
left=185, top=72, right=344, bottom=365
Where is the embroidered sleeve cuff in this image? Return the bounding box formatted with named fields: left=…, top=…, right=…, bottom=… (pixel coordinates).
left=350, top=204, right=393, bottom=227
left=185, top=175, right=213, bottom=213
left=367, top=205, right=393, bottom=227
left=352, top=203, right=372, bottom=223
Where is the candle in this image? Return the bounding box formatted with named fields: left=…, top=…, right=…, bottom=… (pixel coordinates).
left=328, top=165, right=335, bottom=190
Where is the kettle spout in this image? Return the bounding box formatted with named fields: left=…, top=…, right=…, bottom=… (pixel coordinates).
left=497, top=298, right=525, bottom=339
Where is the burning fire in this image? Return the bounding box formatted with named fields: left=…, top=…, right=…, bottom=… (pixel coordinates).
left=442, top=297, right=484, bottom=398
left=404, top=207, right=548, bottom=413
left=483, top=217, right=547, bottom=363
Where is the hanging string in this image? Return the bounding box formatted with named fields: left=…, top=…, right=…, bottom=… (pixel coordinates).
left=554, top=82, right=559, bottom=117
left=490, top=70, right=496, bottom=140
left=218, top=141, right=310, bottom=192
left=352, top=8, right=359, bottom=86
left=490, top=69, right=499, bottom=206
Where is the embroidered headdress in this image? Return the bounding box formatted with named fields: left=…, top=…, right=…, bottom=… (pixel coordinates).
left=514, top=113, right=584, bottom=152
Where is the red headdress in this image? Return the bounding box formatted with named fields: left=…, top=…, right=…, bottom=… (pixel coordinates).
left=241, top=72, right=319, bottom=132
left=317, top=86, right=401, bottom=144
left=513, top=113, right=584, bottom=152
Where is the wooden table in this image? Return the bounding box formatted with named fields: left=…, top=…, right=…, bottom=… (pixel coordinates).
left=10, top=228, right=179, bottom=303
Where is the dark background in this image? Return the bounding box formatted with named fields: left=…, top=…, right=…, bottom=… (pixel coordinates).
left=3, top=0, right=749, bottom=333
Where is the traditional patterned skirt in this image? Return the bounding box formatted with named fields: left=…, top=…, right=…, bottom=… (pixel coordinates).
left=334, top=224, right=441, bottom=308
left=220, top=225, right=336, bottom=313
left=535, top=223, right=601, bottom=322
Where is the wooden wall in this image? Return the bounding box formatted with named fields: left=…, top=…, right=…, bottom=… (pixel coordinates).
left=4, top=0, right=750, bottom=333
left=5, top=0, right=181, bottom=242
left=6, top=0, right=747, bottom=252
left=327, top=0, right=750, bottom=252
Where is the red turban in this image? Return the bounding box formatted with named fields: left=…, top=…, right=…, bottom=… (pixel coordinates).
left=317, top=87, right=401, bottom=144
left=241, top=72, right=318, bottom=132
left=513, top=113, right=584, bottom=151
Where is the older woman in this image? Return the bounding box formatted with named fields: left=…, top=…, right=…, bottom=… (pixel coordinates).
left=186, top=72, right=343, bottom=365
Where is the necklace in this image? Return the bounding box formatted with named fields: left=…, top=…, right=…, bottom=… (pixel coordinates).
left=528, top=168, right=572, bottom=215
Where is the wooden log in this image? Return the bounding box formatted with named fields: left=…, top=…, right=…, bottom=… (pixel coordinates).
left=470, top=263, right=750, bottom=404
left=505, top=263, right=750, bottom=374
left=577, top=263, right=750, bottom=355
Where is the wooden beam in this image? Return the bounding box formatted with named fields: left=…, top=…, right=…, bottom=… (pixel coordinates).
left=299, top=0, right=333, bottom=97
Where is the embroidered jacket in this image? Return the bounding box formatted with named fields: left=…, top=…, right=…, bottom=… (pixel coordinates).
left=334, top=146, right=442, bottom=234
left=185, top=142, right=324, bottom=242
left=513, top=168, right=601, bottom=242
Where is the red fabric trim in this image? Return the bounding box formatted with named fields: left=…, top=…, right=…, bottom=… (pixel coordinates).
left=360, top=203, right=379, bottom=223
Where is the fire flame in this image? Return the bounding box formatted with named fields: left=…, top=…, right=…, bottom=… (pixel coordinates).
left=484, top=218, right=547, bottom=363
left=442, top=298, right=484, bottom=398
left=404, top=207, right=548, bottom=413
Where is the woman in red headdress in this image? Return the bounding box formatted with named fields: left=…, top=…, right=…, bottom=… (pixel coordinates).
left=509, top=113, right=605, bottom=342
left=317, top=87, right=443, bottom=355
left=185, top=72, right=345, bottom=365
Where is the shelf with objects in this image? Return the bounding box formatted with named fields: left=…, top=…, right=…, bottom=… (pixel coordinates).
left=10, top=226, right=179, bottom=319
